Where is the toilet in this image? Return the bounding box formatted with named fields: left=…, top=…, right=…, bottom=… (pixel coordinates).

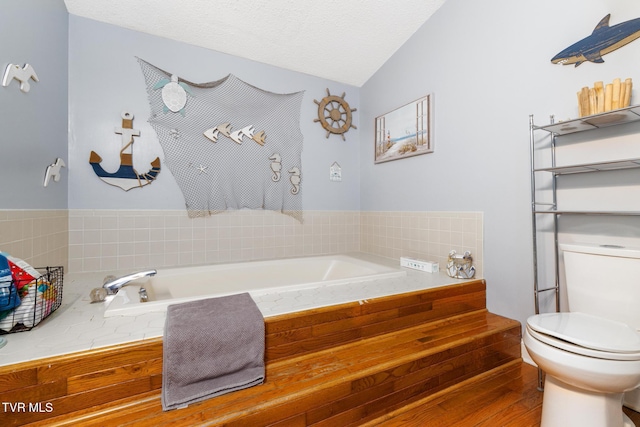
left=524, top=243, right=640, bottom=427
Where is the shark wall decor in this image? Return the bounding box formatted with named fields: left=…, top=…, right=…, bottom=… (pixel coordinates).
left=552, top=14, right=640, bottom=67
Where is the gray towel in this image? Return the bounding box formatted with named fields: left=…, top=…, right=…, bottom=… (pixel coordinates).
left=162, top=292, right=265, bottom=411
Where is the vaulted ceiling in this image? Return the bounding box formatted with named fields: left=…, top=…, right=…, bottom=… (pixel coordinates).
left=63, top=0, right=447, bottom=87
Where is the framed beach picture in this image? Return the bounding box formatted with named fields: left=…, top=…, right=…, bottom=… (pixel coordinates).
left=374, top=94, right=433, bottom=164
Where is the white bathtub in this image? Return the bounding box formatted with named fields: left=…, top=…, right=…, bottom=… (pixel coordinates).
left=103, top=254, right=406, bottom=317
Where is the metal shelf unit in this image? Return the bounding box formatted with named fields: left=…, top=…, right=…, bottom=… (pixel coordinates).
left=529, top=106, right=640, bottom=316
left=535, top=104, right=640, bottom=135
left=529, top=107, right=640, bottom=390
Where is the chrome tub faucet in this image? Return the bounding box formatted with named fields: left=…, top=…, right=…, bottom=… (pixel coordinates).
left=102, top=270, right=157, bottom=295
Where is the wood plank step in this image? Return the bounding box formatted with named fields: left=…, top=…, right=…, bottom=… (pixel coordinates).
left=361, top=360, right=543, bottom=427
left=25, top=310, right=521, bottom=426
left=1, top=281, right=487, bottom=426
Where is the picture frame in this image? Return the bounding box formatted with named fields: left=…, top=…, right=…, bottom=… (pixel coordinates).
left=374, top=94, right=433, bottom=164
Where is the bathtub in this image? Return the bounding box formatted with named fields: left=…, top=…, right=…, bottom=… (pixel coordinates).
left=103, top=254, right=406, bottom=317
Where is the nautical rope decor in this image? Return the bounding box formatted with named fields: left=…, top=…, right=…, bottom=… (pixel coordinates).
left=138, top=58, right=304, bottom=222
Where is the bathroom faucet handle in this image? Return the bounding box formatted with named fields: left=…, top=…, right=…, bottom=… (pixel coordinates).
left=138, top=287, right=149, bottom=303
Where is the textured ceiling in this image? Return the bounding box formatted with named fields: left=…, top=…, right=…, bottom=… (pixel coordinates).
left=63, top=0, right=446, bottom=87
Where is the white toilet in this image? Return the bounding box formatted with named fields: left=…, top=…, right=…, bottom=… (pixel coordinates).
left=524, top=243, right=640, bottom=427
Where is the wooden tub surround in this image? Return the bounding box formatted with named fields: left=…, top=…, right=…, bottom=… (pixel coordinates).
left=0, top=279, right=524, bottom=426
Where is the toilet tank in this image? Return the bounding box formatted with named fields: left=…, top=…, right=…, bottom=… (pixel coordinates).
left=560, top=243, right=640, bottom=330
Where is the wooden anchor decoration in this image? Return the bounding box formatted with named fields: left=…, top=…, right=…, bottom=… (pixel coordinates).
left=89, top=111, right=161, bottom=191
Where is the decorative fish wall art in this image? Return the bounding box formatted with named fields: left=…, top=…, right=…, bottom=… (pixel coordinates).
left=552, top=14, right=640, bottom=67
left=137, top=58, right=304, bottom=222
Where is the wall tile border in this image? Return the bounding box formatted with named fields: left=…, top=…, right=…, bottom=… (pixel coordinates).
left=0, top=210, right=482, bottom=278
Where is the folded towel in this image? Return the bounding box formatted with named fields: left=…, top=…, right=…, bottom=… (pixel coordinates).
left=162, top=292, right=265, bottom=411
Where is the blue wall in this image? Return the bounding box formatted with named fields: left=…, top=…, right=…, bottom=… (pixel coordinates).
left=68, top=16, right=361, bottom=211
left=359, top=0, right=640, bottom=326
left=0, top=0, right=68, bottom=208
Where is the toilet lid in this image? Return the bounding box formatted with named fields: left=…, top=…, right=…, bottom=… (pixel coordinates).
left=527, top=312, right=640, bottom=355
left=526, top=326, right=640, bottom=361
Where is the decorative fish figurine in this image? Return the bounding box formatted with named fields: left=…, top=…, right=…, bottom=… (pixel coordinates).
left=229, top=125, right=255, bottom=144
left=217, top=122, right=233, bottom=138
left=252, top=130, right=267, bottom=146
left=203, top=127, right=220, bottom=143
left=204, top=123, right=266, bottom=146
left=552, top=14, right=640, bottom=66
left=203, top=122, right=233, bottom=143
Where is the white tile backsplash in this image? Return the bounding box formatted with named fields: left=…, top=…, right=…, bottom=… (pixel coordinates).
left=67, top=210, right=361, bottom=273
left=0, top=209, right=483, bottom=277
left=360, top=211, right=483, bottom=277
left=0, top=210, right=68, bottom=271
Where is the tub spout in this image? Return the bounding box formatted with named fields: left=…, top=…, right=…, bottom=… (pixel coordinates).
left=103, top=270, right=157, bottom=295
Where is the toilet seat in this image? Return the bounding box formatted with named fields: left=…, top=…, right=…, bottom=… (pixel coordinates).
left=527, top=312, right=640, bottom=361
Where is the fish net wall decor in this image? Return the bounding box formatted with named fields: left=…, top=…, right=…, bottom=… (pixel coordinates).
left=138, top=58, right=304, bottom=222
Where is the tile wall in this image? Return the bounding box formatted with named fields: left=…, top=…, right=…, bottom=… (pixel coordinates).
left=0, top=210, right=483, bottom=277
left=0, top=210, right=68, bottom=271
left=68, top=210, right=360, bottom=273
left=361, top=211, right=483, bottom=277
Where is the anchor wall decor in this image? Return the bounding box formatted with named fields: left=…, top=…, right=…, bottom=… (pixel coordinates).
left=89, top=111, right=161, bottom=191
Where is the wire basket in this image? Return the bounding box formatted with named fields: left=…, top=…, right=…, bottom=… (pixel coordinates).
left=0, top=266, right=64, bottom=334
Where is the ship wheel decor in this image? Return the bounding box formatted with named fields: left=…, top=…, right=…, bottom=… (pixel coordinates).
left=313, top=88, right=357, bottom=141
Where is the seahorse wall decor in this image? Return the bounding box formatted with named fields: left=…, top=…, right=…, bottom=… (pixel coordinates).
left=289, top=167, right=301, bottom=195
left=89, top=111, right=161, bottom=191
left=270, top=154, right=282, bottom=182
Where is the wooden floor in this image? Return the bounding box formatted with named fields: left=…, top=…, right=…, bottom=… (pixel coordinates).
left=27, top=360, right=640, bottom=426
left=627, top=406, right=640, bottom=426
left=370, top=362, right=640, bottom=427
